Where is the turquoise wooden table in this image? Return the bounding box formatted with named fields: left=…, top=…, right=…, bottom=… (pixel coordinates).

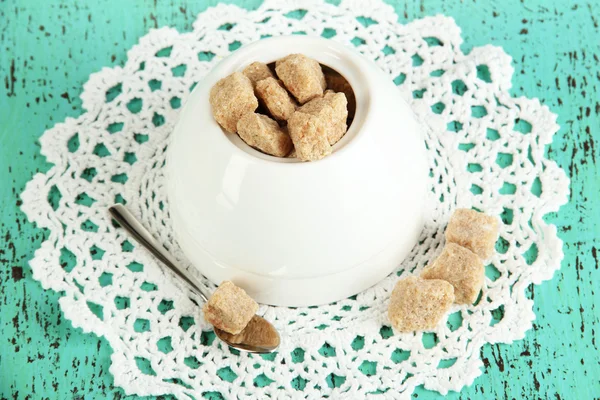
left=1, top=0, right=598, bottom=398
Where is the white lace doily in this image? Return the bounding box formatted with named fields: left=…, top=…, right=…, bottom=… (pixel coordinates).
left=21, top=0, right=569, bottom=398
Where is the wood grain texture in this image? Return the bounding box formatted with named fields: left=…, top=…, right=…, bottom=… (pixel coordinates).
left=0, top=0, right=598, bottom=398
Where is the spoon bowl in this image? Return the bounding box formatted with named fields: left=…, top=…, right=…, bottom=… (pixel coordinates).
left=214, top=315, right=280, bottom=353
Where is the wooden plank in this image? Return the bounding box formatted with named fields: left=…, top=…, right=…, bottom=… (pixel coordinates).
left=0, top=0, right=597, bottom=398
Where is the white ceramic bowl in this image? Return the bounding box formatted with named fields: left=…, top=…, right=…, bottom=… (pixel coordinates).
left=167, top=36, right=427, bottom=306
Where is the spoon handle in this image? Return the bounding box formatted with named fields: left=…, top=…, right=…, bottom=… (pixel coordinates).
left=109, top=204, right=209, bottom=303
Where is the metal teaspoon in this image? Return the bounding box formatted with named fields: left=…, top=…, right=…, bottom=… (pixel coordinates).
left=108, top=204, right=280, bottom=354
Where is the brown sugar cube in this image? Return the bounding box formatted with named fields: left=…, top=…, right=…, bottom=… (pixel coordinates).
left=421, top=243, right=484, bottom=304
left=324, top=68, right=356, bottom=119
left=243, top=62, right=274, bottom=86
left=275, top=54, right=326, bottom=104
left=287, top=109, right=332, bottom=161
left=323, top=91, right=348, bottom=144
left=287, top=92, right=348, bottom=161
left=210, top=72, right=258, bottom=133
left=388, top=276, right=455, bottom=333
left=298, top=91, right=348, bottom=145
left=445, top=209, right=499, bottom=260
left=255, top=77, right=297, bottom=121
left=203, top=281, right=259, bottom=335
left=237, top=113, right=293, bottom=157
